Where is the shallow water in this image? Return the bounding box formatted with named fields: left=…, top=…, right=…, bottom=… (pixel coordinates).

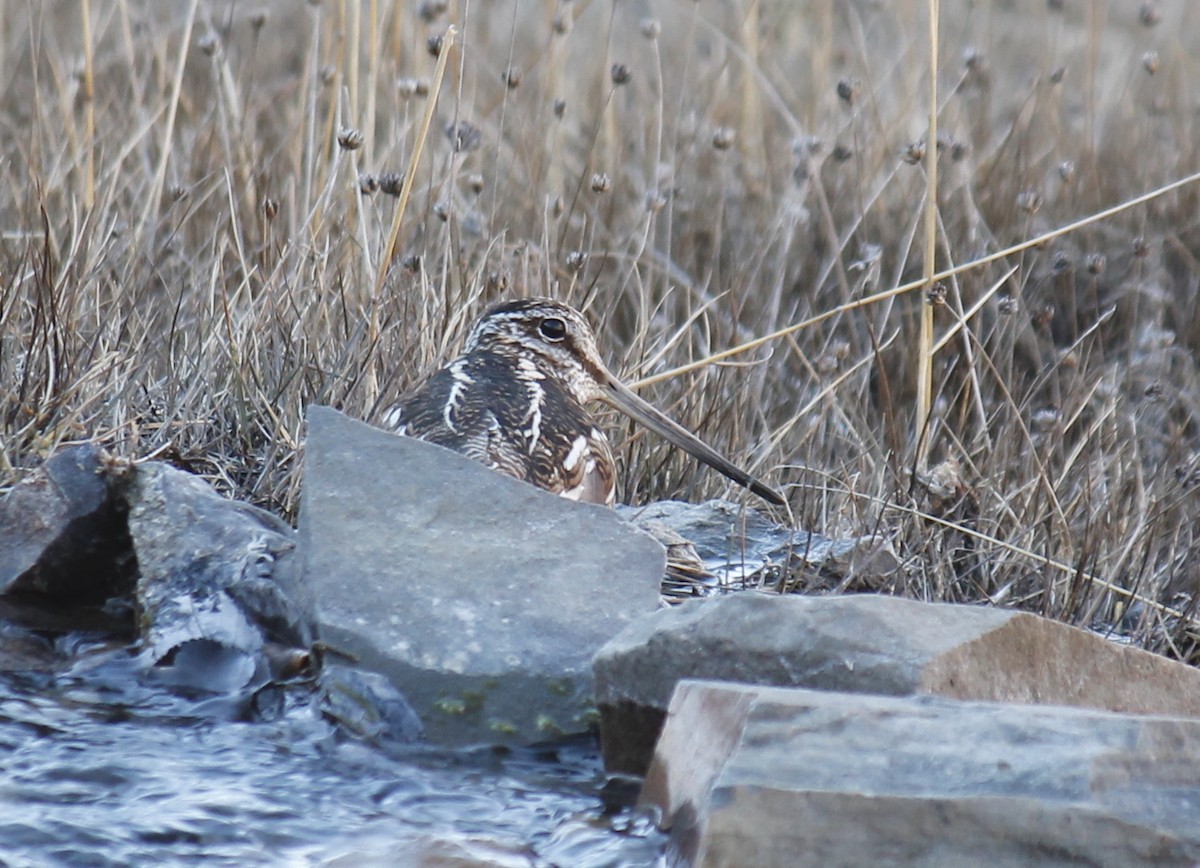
left=0, top=648, right=666, bottom=867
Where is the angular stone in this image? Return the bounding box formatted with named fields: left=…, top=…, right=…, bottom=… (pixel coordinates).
left=0, top=444, right=135, bottom=602
left=643, top=680, right=1200, bottom=867
left=593, top=593, right=1200, bottom=775
left=299, top=406, right=665, bottom=746
left=124, top=462, right=310, bottom=691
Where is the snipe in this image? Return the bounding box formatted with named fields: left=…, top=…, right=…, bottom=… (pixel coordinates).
left=382, top=297, right=783, bottom=508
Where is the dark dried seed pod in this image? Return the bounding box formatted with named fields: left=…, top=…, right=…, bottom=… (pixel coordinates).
left=1085, top=253, right=1107, bottom=275
left=426, top=33, right=444, bottom=57
left=249, top=10, right=268, bottom=30
left=319, top=65, right=336, bottom=86
left=1049, top=66, right=1066, bottom=84
left=997, top=295, right=1018, bottom=315
left=553, top=98, right=567, bottom=119
left=263, top=198, right=279, bottom=220
left=1133, top=236, right=1151, bottom=258
left=378, top=172, right=405, bottom=196
left=925, top=282, right=947, bottom=305
left=836, top=78, right=860, bottom=106
left=831, top=143, right=853, bottom=162
left=712, top=126, right=736, bottom=150
left=1139, top=2, right=1162, bottom=27
left=1058, top=160, right=1075, bottom=183
left=359, top=173, right=379, bottom=194
left=466, top=173, right=485, bottom=195
left=433, top=201, right=451, bottom=222
left=902, top=141, right=925, bottom=165
left=610, top=63, right=631, bottom=85
left=566, top=251, right=588, bottom=271
left=197, top=33, right=219, bottom=56
left=501, top=67, right=523, bottom=89
left=401, top=254, right=422, bottom=272
left=445, top=120, right=482, bottom=153
left=590, top=172, right=611, bottom=193
left=418, top=0, right=447, bottom=22
left=337, top=126, right=365, bottom=151
left=1016, top=190, right=1043, bottom=215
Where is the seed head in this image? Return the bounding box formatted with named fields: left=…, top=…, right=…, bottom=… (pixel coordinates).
left=378, top=172, right=405, bottom=196
left=418, top=0, right=447, bottom=22
left=566, top=251, right=588, bottom=271
left=1139, top=2, right=1162, bottom=27
left=1142, top=52, right=1159, bottom=75
left=1085, top=253, right=1107, bottom=275
left=501, top=67, right=523, bottom=89
left=590, top=172, right=611, bottom=193
left=466, top=173, right=485, bottom=195
left=610, top=63, right=631, bottom=86
left=263, top=198, right=279, bottom=220
left=836, top=78, right=860, bottom=106
left=640, top=18, right=661, bottom=40
left=712, top=126, right=736, bottom=150
left=1058, top=160, right=1075, bottom=183
left=337, top=126, right=365, bottom=151
left=249, top=9, right=268, bottom=30
left=445, top=120, right=482, bottom=153
left=359, top=173, right=379, bottom=194
left=426, top=33, right=444, bottom=57
left=553, top=98, right=567, bottom=119
left=1016, top=190, right=1043, bottom=215
left=197, top=32, right=219, bottom=56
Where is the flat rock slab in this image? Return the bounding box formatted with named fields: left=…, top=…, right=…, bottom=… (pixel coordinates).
left=594, top=592, right=1200, bottom=775
left=644, top=680, right=1200, bottom=867
left=299, top=406, right=665, bottom=745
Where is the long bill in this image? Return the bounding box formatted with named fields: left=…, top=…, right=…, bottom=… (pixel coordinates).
left=601, top=376, right=786, bottom=507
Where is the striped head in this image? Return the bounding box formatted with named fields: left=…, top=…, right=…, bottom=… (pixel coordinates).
left=463, top=298, right=608, bottom=407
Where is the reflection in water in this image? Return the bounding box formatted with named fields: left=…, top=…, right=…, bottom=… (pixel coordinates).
left=0, top=650, right=665, bottom=866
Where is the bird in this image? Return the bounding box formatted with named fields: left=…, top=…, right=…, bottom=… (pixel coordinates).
left=381, top=297, right=784, bottom=508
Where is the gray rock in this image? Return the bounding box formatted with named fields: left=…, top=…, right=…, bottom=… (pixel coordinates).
left=319, top=664, right=425, bottom=746
left=124, top=461, right=311, bottom=691
left=299, top=406, right=665, bottom=745
left=618, top=499, right=897, bottom=591
left=643, top=680, right=1200, bottom=867
left=0, top=444, right=135, bottom=602
left=593, top=593, right=1200, bottom=775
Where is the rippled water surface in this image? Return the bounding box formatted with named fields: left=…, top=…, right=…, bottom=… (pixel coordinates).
left=0, top=651, right=665, bottom=866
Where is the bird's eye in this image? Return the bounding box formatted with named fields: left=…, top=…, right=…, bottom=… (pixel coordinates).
left=538, top=317, right=568, bottom=342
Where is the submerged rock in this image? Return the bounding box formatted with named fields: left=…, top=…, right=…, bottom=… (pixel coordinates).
left=644, top=680, right=1200, bottom=867
left=0, top=444, right=135, bottom=603
left=299, top=406, right=664, bottom=746
left=593, top=593, right=1200, bottom=775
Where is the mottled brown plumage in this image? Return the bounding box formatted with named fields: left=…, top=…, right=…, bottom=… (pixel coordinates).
left=383, top=298, right=783, bottom=507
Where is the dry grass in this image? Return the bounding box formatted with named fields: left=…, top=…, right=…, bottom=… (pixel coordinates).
left=3, top=1, right=1199, bottom=660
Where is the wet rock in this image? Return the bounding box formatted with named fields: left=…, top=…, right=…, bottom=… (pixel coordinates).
left=0, top=444, right=135, bottom=603
left=124, top=462, right=313, bottom=692
left=593, top=593, right=1200, bottom=775
left=643, top=680, right=1200, bottom=867
left=618, top=499, right=897, bottom=591
left=319, top=664, right=424, bottom=746
left=299, top=406, right=664, bottom=746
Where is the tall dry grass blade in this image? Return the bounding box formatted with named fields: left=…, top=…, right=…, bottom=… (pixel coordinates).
left=915, top=0, right=940, bottom=470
